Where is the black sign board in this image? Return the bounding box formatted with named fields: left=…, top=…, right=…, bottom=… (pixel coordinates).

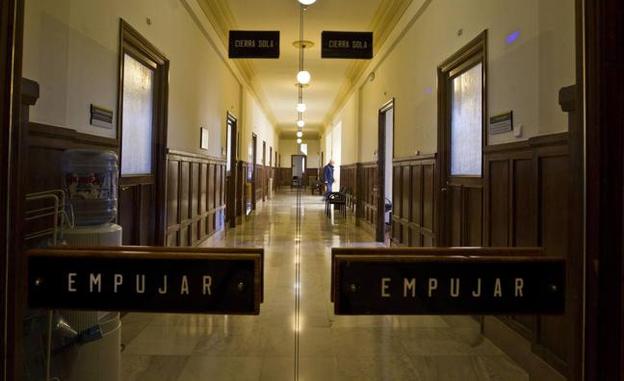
left=321, top=31, right=373, bottom=59
left=331, top=248, right=565, bottom=315
left=28, top=247, right=263, bottom=315
left=229, top=30, right=280, bottom=59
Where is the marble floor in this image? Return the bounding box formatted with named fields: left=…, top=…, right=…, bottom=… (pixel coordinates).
left=121, top=189, right=528, bottom=380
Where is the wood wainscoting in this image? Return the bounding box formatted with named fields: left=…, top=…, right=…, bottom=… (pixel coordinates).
left=26, top=122, right=118, bottom=194
left=165, top=150, right=225, bottom=247
left=275, top=167, right=291, bottom=187
left=391, top=154, right=437, bottom=247
left=25, top=123, right=119, bottom=239
left=482, top=132, right=575, bottom=378
left=341, top=133, right=573, bottom=378
left=357, top=162, right=378, bottom=230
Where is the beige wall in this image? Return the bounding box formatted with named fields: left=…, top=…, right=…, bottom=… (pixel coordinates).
left=23, top=0, right=276, bottom=158
left=349, top=0, right=576, bottom=161
left=327, top=93, right=359, bottom=165
left=240, top=90, right=279, bottom=166
left=279, top=137, right=321, bottom=169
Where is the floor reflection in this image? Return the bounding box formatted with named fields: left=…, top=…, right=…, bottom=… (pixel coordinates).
left=121, top=189, right=527, bottom=380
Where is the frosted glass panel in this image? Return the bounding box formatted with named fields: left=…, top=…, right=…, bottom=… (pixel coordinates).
left=121, top=54, right=154, bottom=175
left=451, top=63, right=482, bottom=176
left=226, top=121, right=233, bottom=172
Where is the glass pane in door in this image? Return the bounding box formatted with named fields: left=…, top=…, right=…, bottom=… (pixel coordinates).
left=450, top=63, right=483, bottom=176
left=121, top=53, right=154, bottom=176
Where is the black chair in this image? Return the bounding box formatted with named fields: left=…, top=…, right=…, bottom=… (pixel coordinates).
left=325, top=192, right=347, bottom=217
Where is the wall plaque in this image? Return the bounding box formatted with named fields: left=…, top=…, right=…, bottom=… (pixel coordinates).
left=28, top=247, right=263, bottom=315
left=229, top=31, right=280, bottom=59
left=331, top=247, right=565, bottom=315
left=489, top=111, right=513, bottom=135
left=321, top=31, right=373, bottom=59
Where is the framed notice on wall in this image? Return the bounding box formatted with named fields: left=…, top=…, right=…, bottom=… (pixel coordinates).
left=200, top=127, right=209, bottom=150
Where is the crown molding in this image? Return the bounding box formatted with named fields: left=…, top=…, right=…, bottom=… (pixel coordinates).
left=323, top=0, right=431, bottom=126
left=182, top=0, right=277, bottom=126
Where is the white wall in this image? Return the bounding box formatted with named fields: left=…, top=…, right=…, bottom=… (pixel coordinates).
left=23, top=0, right=277, bottom=159
left=279, top=137, right=321, bottom=169
left=241, top=90, right=279, bottom=165
left=348, top=0, right=576, bottom=161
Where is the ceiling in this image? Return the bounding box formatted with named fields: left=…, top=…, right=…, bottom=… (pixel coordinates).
left=199, top=0, right=387, bottom=134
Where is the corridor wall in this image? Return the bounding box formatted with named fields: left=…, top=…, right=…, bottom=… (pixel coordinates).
left=22, top=0, right=278, bottom=245
left=330, top=0, right=578, bottom=379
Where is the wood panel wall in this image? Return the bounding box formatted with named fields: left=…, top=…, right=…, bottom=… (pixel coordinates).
left=26, top=123, right=118, bottom=194
left=357, top=162, right=378, bottom=229
left=275, top=167, right=291, bottom=187
left=391, top=154, right=437, bottom=247
left=25, top=123, right=118, bottom=239
left=483, top=132, right=573, bottom=374
left=165, top=150, right=225, bottom=247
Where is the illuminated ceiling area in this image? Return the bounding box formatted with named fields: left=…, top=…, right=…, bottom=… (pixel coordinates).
left=199, top=0, right=412, bottom=135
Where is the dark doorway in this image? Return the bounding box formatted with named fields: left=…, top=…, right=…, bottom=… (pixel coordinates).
left=436, top=31, right=487, bottom=247
left=117, top=20, right=169, bottom=246
left=291, top=155, right=306, bottom=187
left=262, top=140, right=266, bottom=201
left=251, top=133, right=257, bottom=210
left=376, top=99, right=394, bottom=242
left=225, top=112, right=237, bottom=228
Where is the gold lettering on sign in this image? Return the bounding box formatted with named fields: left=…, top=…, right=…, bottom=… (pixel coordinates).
left=136, top=274, right=146, bottom=294
left=472, top=278, right=482, bottom=297
left=203, top=276, right=213, bottom=295
left=180, top=275, right=189, bottom=295
left=381, top=277, right=391, bottom=297
left=494, top=278, right=502, bottom=297
left=114, top=274, right=123, bottom=293
left=158, top=275, right=168, bottom=295
left=68, top=273, right=77, bottom=292
left=515, top=278, right=524, bottom=297
left=428, top=278, right=438, bottom=297
left=450, top=278, right=460, bottom=298
left=235, top=40, right=256, bottom=48
left=404, top=278, right=416, bottom=297
left=89, top=273, right=102, bottom=293
left=258, top=40, right=274, bottom=48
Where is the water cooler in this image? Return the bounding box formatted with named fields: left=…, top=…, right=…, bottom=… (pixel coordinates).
left=60, top=149, right=122, bottom=381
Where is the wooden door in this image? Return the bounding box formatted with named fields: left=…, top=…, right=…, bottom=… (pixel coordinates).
left=225, top=113, right=237, bottom=227
left=437, top=32, right=487, bottom=247
left=118, top=21, right=168, bottom=246
left=251, top=134, right=257, bottom=210
left=376, top=99, right=394, bottom=242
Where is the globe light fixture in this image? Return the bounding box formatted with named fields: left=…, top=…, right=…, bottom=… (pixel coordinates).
left=298, top=0, right=317, bottom=5
left=296, top=131, right=303, bottom=138
left=296, top=103, right=307, bottom=113
left=297, top=138, right=302, bottom=144
left=297, top=120, right=305, bottom=128
left=297, top=70, right=311, bottom=85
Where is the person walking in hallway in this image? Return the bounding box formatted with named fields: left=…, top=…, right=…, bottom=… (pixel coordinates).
left=323, top=159, right=335, bottom=199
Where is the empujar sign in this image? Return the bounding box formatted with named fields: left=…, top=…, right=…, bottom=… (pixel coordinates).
left=331, top=247, right=565, bottom=315
left=28, top=247, right=264, bottom=315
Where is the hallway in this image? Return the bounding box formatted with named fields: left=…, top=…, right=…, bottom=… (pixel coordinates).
left=120, top=190, right=526, bottom=380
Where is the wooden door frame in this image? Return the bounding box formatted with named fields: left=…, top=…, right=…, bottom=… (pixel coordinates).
left=435, top=31, right=487, bottom=246
left=376, top=98, right=395, bottom=242
left=251, top=133, right=257, bottom=210
left=1, top=0, right=25, bottom=378
left=291, top=154, right=307, bottom=184
left=117, top=19, right=169, bottom=245
left=584, top=0, right=624, bottom=378
left=226, top=112, right=237, bottom=228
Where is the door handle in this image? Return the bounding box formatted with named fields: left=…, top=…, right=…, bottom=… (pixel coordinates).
left=441, top=187, right=448, bottom=192
left=121, top=186, right=130, bottom=191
